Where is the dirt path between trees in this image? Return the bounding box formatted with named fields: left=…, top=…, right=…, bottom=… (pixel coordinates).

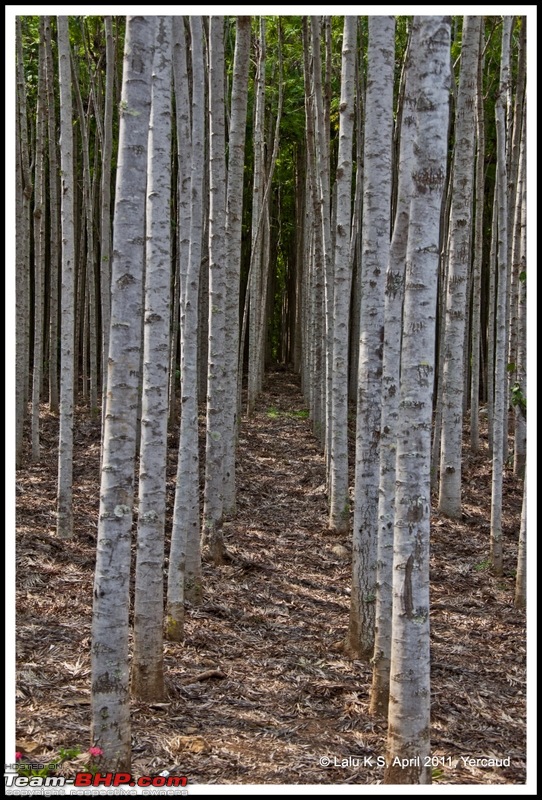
left=15, top=369, right=526, bottom=785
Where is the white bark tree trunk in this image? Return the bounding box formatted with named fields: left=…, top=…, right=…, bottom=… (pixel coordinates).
left=16, top=17, right=32, bottom=468
left=44, top=16, right=60, bottom=414
left=203, top=16, right=228, bottom=564
left=438, top=16, right=482, bottom=518
left=167, top=15, right=205, bottom=639
left=223, top=17, right=251, bottom=514
left=384, top=16, right=450, bottom=785
left=370, top=24, right=415, bottom=716
left=132, top=15, right=172, bottom=702
left=490, top=16, right=512, bottom=577
left=31, top=23, right=47, bottom=463
left=469, top=22, right=486, bottom=453
left=99, top=16, right=115, bottom=414
left=247, top=18, right=266, bottom=415
left=310, top=16, right=333, bottom=461
left=91, top=15, right=154, bottom=771
left=329, top=15, right=356, bottom=533
left=514, top=480, right=526, bottom=609
left=56, top=16, right=76, bottom=540
left=349, top=15, right=395, bottom=660
left=513, top=103, right=526, bottom=478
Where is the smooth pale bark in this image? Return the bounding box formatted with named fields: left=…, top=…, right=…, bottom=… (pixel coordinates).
left=486, top=182, right=498, bottom=455
left=310, top=16, right=333, bottom=458
left=44, top=17, right=60, bottom=413
left=203, top=16, right=228, bottom=564
left=247, top=18, right=266, bottom=415
left=469, top=22, right=486, bottom=452
left=370, top=24, right=415, bottom=716
left=56, top=17, right=76, bottom=540
left=100, top=16, right=114, bottom=412
left=223, top=17, right=251, bottom=514
left=31, top=24, right=47, bottom=463
left=490, top=16, right=512, bottom=577
left=329, top=16, right=356, bottom=532
left=513, top=104, right=526, bottom=478
left=384, top=16, right=450, bottom=786
left=91, top=16, right=154, bottom=771
left=132, top=15, right=172, bottom=702
left=438, top=16, right=482, bottom=518
left=505, top=18, right=526, bottom=457
left=167, top=15, right=205, bottom=640
left=514, top=481, right=526, bottom=608
left=16, top=17, right=32, bottom=467
left=349, top=16, right=395, bottom=661
left=302, top=17, right=325, bottom=442
left=72, top=54, right=98, bottom=411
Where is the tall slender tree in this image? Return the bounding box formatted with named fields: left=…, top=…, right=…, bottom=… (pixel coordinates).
left=349, top=15, right=395, bottom=660
left=329, top=15, right=356, bottom=533
left=31, top=21, right=47, bottom=462
left=371, top=24, right=415, bottom=716
left=203, top=16, right=228, bottom=564
left=490, top=16, right=512, bottom=576
left=91, top=15, right=155, bottom=770
left=437, top=16, right=482, bottom=518
left=167, top=15, right=205, bottom=639
left=56, top=16, right=76, bottom=540
left=16, top=16, right=32, bottom=468
left=132, top=15, right=172, bottom=702
left=223, top=17, right=251, bottom=513
left=384, top=15, right=450, bottom=785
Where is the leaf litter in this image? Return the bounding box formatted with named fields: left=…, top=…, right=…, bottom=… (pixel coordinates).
left=15, top=369, right=526, bottom=785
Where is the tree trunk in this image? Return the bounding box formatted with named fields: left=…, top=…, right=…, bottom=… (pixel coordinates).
left=167, top=15, right=205, bottom=640
left=469, top=22, right=486, bottom=452
left=349, top=15, right=395, bottom=661
left=99, top=16, right=115, bottom=416
left=56, top=16, right=76, bottom=541
left=514, top=480, right=526, bottom=609
left=44, top=16, right=60, bottom=414
left=223, top=17, right=251, bottom=514
left=437, top=16, right=482, bottom=518
left=247, top=18, right=266, bottom=415
left=132, top=15, right=172, bottom=702
left=513, top=102, right=526, bottom=478
left=16, top=17, right=32, bottom=468
left=370, top=23, right=414, bottom=717
left=329, top=16, right=356, bottom=533
left=490, top=16, right=512, bottom=577
left=31, top=21, right=47, bottom=462
left=384, top=16, right=450, bottom=785
left=203, top=16, right=228, bottom=564
left=91, top=15, right=154, bottom=771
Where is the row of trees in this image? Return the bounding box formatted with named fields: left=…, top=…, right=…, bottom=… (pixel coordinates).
left=14, top=14, right=527, bottom=784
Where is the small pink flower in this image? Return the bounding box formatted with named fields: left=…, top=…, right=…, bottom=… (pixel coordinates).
left=15, top=752, right=23, bottom=761
left=88, top=747, right=103, bottom=757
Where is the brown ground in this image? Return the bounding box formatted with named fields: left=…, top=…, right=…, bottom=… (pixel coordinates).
left=15, top=369, right=526, bottom=786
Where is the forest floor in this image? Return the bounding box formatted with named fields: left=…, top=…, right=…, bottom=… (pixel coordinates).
left=15, top=369, right=527, bottom=787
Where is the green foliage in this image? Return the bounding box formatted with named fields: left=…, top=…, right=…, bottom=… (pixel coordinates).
left=510, top=382, right=526, bottom=414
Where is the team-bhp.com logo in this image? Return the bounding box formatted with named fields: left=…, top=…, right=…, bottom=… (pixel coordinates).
left=5, top=773, right=188, bottom=788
